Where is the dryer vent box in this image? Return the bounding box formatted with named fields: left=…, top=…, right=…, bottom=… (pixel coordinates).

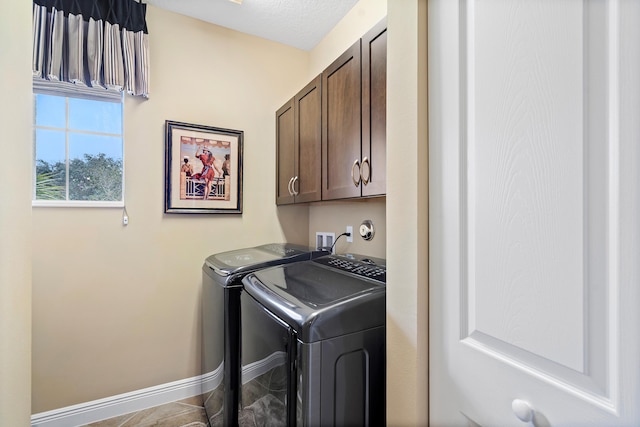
left=316, top=232, right=336, bottom=253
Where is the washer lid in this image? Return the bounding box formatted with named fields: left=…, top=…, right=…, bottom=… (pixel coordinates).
left=204, top=243, right=328, bottom=284
left=242, top=256, right=386, bottom=342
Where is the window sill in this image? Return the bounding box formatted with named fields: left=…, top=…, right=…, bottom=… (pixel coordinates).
left=32, top=200, right=124, bottom=208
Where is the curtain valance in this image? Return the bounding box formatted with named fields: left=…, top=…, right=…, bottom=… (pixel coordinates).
left=33, top=0, right=149, bottom=98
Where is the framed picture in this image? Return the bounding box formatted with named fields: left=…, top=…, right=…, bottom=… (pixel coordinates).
left=164, top=120, right=243, bottom=214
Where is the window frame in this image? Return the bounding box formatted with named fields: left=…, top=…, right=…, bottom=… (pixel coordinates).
left=32, top=79, right=125, bottom=208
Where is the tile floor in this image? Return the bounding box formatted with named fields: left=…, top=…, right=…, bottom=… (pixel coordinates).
left=82, top=396, right=209, bottom=427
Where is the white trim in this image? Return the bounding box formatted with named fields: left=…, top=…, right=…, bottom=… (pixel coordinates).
left=201, top=362, right=224, bottom=395
left=32, top=200, right=125, bottom=208
left=31, top=374, right=209, bottom=427
left=33, top=77, right=123, bottom=103
left=606, top=0, right=621, bottom=415
left=241, top=351, right=287, bottom=385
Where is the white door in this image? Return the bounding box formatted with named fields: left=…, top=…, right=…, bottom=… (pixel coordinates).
left=429, top=1, right=640, bottom=426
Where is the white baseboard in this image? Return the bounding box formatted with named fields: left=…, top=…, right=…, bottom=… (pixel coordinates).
left=30, top=371, right=216, bottom=427
left=241, top=351, right=286, bottom=385
left=201, top=362, right=223, bottom=395
left=31, top=353, right=287, bottom=427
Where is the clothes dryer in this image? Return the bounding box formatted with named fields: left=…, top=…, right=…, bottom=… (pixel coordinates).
left=239, top=254, right=386, bottom=426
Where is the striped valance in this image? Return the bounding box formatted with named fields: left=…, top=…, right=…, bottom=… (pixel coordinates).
left=32, top=0, right=149, bottom=98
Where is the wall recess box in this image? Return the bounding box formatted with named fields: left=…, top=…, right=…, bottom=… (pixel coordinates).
left=316, top=232, right=336, bottom=253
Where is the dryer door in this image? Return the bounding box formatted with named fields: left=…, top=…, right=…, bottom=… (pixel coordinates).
left=240, top=291, right=296, bottom=426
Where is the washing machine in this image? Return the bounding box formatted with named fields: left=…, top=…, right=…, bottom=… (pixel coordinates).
left=201, top=243, right=329, bottom=426
left=239, top=253, right=386, bottom=426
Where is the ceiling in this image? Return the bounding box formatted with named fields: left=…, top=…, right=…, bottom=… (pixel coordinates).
left=145, top=0, right=360, bottom=51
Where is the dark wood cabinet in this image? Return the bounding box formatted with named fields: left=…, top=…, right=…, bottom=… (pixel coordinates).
left=276, top=75, right=322, bottom=205
left=276, top=20, right=386, bottom=205
left=322, top=19, right=387, bottom=201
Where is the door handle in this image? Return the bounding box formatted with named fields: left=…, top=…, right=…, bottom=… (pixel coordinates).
left=512, top=399, right=534, bottom=423
left=351, top=159, right=361, bottom=187
left=292, top=176, right=299, bottom=196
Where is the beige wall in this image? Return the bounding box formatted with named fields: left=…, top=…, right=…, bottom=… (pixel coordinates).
left=309, top=0, right=388, bottom=77
left=308, top=199, right=386, bottom=258
left=31, top=6, right=311, bottom=413
left=0, top=2, right=33, bottom=425
left=386, top=0, right=429, bottom=425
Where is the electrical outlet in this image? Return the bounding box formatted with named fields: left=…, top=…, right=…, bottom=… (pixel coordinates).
left=346, top=226, right=353, bottom=243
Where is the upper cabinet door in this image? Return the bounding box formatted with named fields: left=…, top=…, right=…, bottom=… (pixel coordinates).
left=361, top=20, right=387, bottom=197
left=275, top=100, right=295, bottom=205
left=322, top=40, right=362, bottom=200
left=294, top=75, right=322, bottom=203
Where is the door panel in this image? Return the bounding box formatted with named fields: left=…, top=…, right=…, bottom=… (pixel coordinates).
left=295, top=75, right=322, bottom=203
left=322, top=40, right=362, bottom=200
left=276, top=101, right=295, bottom=205
left=429, top=1, right=640, bottom=425
left=468, top=0, right=586, bottom=376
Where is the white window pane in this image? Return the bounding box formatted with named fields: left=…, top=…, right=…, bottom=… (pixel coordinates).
left=68, top=153, right=123, bottom=201
left=35, top=94, right=66, bottom=128
left=69, top=133, right=123, bottom=161
left=34, top=129, right=66, bottom=201
left=35, top=128, right=66, bottom=165
left=33, top=89, right=124, bottom=205
left=68, top=133, right=123, bottom=201
left=68, top=97, right=122, bottom=134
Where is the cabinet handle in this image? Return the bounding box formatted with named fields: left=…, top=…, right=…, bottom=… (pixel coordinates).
left=361, top=157, right=370, bottom=185
left=292, top=176, right=299, bottom=196
left=287, top=176, right=295, bottom=196
left=352, top=159, right=361, bottom=187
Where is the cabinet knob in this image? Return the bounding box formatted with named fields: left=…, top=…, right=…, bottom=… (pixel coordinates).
left=512, top=399, right=534, bottom=423
left=352, top=159, right=361, bottom=187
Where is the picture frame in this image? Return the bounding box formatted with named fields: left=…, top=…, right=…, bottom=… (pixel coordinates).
left=164, top=120, right=243, bottom=214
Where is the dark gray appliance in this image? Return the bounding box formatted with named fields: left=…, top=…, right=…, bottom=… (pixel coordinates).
left=239, top=254, right=386, bottom=426
left=201, top=243, right=329, bottom=426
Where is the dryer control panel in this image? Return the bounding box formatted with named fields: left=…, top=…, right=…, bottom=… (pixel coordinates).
left=314, top=254, right=386, bottom=283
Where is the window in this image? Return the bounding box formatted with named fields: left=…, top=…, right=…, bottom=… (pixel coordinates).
left=33, top=82, right=124, bottom=206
